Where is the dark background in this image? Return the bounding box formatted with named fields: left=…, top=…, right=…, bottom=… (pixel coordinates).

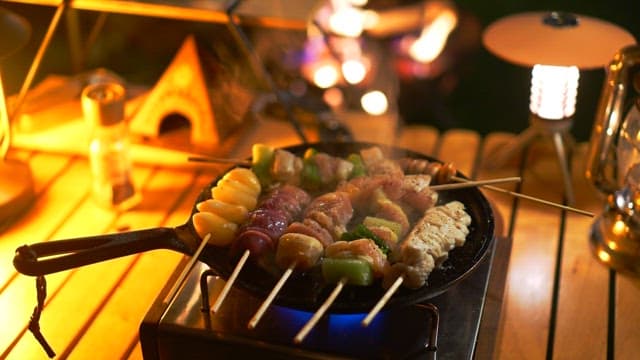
left=1, top=0, right=639, bottom=142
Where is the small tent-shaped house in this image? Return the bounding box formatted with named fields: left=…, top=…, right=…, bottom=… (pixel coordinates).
left=129, top=35, right=255, bottom=153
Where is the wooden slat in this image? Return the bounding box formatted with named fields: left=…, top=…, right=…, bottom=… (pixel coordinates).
left=552, top=142, right=608, bottom=358
left=1, top=163, right=152, bottom=358
left=616, top=275, right=640, bottom=360
left=0, top=152, right=77, bottom=286
left=0, top=156, right=92, bottom=355
left=4, top=166, right=190, bottom=359
left=395, top=124, right=439, bottom=156
left=435, top=129, right=481, bottom=177
left=67, top=171, right=215, bottom=359
left=489, top=135, right=564, bottom=359
left=473, top=132, right=521, bottom=358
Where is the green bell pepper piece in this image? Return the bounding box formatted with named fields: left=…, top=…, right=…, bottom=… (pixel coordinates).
left=340, top=224, right=390, bottom=255
left=321, top=257, right=373, bottom=286
left=347, top=153, right=366, bottom=178
left=251, top=144, right=275, bottom=187
left=301, top=148, right=321, bottom=189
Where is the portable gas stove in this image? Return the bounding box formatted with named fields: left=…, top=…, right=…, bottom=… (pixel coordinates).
left=139, top=234, right=504, bottom=360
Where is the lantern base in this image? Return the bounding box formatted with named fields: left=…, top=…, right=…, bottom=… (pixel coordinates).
left=487, top=114, right=575, bottom=205
left=589, top=209, right=640, bottom=277
left=0, top=159, right=34, bottom=232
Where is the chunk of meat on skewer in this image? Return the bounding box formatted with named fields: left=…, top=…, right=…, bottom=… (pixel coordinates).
left=275, top=191, right=354, bottom=271
left=399, top=175, right=439, bottom=213
left=398, top=157, right=457, bottom=184
left=324, top=239, right=387, bottom=278
left=359, top=146, right=405, bottom=178
left=230, top=184, right=311, bottom=261
left=383, top=201, right=471, bottom=289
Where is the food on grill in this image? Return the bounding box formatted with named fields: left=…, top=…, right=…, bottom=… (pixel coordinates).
left=275, top=191, right=354, bottom=271
left=383, top=201, right=472, bottom=289
left=192, top=168, right=261, bottom=246
left=398, top=157, right=457, bottom=184
left=321, top=256, right=374, bottom=286
left=252, top=144, right=355, bottom=190
left=323, top=238, right=387, bottom=285
left=249, top=144, right=456, bottom=191
left=193, top=144, right=472, bottom=292
left=231, top=184, right=311, bottom=262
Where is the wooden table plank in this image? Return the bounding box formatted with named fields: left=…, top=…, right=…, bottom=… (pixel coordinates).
left=1, top=162, right=152, bottom=358
left=0, top=152, right=79, bottom=286
left=553, top=142, right=609, bottom=358
left=396, top=124, right=440, bottom=156
left=473, top=132, right=521, bottom=358
left=67, top=171, right=215, bottom=359
left=490, top=137, right=565, bottom=359
left=616, top=275, right=640, bottom=360
left=4, top=166, right=190, bottom=359
left=435, top=129, right=481, bottom=177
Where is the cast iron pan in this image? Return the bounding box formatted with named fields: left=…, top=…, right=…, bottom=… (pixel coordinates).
left=13, top=141, right=494, bottom=313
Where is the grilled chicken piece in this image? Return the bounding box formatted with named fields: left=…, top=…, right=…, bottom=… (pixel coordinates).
left=383, top=201, right=471, bottom=289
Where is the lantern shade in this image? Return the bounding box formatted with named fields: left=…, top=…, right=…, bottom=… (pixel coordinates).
left=483, top=11, right=636, bottom=69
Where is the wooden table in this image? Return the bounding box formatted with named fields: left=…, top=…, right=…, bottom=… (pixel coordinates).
left=1, top=120, right=639, bottom=359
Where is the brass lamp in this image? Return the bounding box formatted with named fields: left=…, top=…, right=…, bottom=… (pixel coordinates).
left=483, top=11, right=635, bottom=205
left=586, top=45, right=640, bottom=276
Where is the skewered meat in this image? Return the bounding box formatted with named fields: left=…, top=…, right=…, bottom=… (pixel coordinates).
left=383, top=201, right=471, bottom=289
left=231, top=184, right=311, bottom=261
left=337, top=175, right=404, bottom=210
left=399, top=175, right=439, bottom=212
left=370, top=189, right=411, bottom=237
left=324, top=239, right=387, bottom=277
left=398, top=157, right=457, bottom=184
left=272, top=149, right=303, bottom=185
left=275, top=191, right=354, bottom=271
left=359, top=146, right=405, bottom=178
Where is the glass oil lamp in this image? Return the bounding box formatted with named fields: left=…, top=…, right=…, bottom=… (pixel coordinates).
left=586, top=45, right=640, bottom=276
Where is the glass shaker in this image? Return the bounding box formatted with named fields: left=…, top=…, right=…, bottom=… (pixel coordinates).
left=82, top=82, right=141, bottom=211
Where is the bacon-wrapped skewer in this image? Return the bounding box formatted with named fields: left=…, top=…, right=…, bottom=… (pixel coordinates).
left=211, top=184, right=311, bottom=313
left=248, top=191, right=353, bottom=329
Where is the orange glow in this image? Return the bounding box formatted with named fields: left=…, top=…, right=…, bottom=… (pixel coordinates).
left=361, top=90, right=388, bottom=115
left=612, top=219, right=627, bottom=236
left=313, top=64, right=340, bottom=89
left=597, top=249, right=612, bottom=263
left=342, top=59, right=367, bottom=84
left=323, top=87, right=344, bottom=108
left=408, top=9, right=458, bottom=63
left=328, top=5, right=364, bottom=37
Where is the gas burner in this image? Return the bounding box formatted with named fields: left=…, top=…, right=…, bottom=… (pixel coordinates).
left=140, top=236, right=498, bottom=359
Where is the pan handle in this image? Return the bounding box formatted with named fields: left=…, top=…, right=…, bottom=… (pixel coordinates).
left=13, top=227, right=193, bottom=276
